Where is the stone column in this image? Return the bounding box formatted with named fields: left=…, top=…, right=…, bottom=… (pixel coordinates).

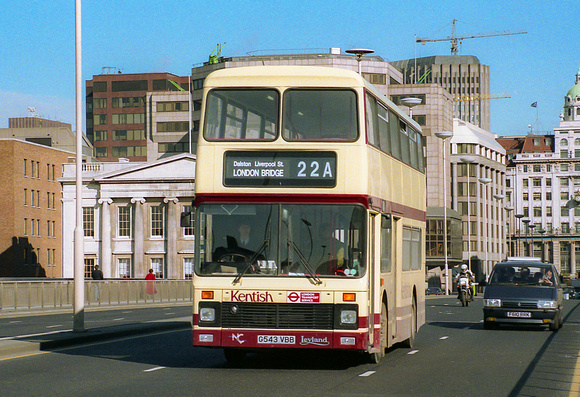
left=164, top=197, right=179, bottom=279
left=98, top=198, right=113, bottom=278
left=553, top=240, right=561, bottom=273
left=131, top=197, right=146, bottom=279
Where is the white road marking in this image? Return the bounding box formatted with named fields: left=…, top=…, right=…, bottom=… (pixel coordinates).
left=359, top=371, right=375, bottom=377
left=0, top=329, right=73, bottom=341
left=408, top=350, right=419, bottom=355
left=112, top=318, right=124, bottom=321
left=440, top=336, right=449, bottom=340
left=46, top=324, right=63, bottom=329
left=144, top=366, right=166, bottom=373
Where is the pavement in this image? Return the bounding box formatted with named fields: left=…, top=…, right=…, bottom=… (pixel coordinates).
left=0, top=304, right=192, bottom=359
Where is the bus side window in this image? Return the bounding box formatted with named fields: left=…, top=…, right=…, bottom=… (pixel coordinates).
left=377, top=104, right=391, bottom=155
left=399, top=120, right=410, bottom=165
left=388, top=110, right=401, bottom=161
left=380, top=215, right=392, bottom=273
left=365, top=94, right=380, bottom=148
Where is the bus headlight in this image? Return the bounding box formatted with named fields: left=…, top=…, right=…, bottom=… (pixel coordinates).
left=537, top=300, right=557, bottom=309
left=341, top=310, right=357, bottom=325
left=334, top=304, right=358, bottom=330
left=483, top=299, right=501, bottom=307
left=200, top=307, right=216, bottom=322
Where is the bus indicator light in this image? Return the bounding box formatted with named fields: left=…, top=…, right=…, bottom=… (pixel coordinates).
left=343, top=293, right=356, bottom=302
left=201, top=291, right=214, bottom=299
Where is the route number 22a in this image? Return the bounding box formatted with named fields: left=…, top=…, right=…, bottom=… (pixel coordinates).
left=297, top=161, right=333, bottom=178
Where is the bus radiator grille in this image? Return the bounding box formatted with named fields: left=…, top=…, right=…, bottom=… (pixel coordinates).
left=221, top=302, right=334, bottom=329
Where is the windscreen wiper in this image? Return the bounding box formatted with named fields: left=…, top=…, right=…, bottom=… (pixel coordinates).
left=232, top=239, right=269, bottom=285
left=287, top=240, right=322, bottom=285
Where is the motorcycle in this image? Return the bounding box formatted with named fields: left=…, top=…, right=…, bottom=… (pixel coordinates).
left=457, top=275, right=473, bottom=307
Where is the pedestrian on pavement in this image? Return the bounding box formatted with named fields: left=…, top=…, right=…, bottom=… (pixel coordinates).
left=145, top=269, right=157, bottom=298
left=91, top=265, right=104, bottom=301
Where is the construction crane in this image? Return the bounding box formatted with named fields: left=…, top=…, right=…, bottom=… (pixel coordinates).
left=416, top=19, right=526, bottom=55
left=453, top=92, right=511, bottom=102
left=209, top=43, right=226, bottom=64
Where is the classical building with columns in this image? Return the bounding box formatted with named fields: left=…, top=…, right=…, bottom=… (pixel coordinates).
left=499, top=68, right=580, bottom=277
left=60, top=153, right=195, bottom=279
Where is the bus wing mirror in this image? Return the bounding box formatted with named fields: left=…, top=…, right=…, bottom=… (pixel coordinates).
left=180, top=212, right=192, bottom=228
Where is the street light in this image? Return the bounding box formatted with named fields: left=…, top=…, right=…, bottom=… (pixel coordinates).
left=515, top=214, right=524, bottom=256
left=460, top=156, right=475, bottom=271
left=400, top=97, right=422, bottom=118
left=435, top=130, right=453, bottom=294
left=529, top=224, right=536, bottom=257
left=478, top=177, right=492, bottom=275
left=345, top=48, right=374, bottom=75
left=522, top=219, right=530, bottom=256
left=503, top=202, right=512, bottom=258
left=538, top=229, right=546, bottom=261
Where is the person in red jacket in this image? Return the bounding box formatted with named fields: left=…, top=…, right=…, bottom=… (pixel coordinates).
left=145, top=269, right=157, bottom=297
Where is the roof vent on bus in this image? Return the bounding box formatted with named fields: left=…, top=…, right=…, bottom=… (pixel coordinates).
left=329, top=47, right=341, bottom=55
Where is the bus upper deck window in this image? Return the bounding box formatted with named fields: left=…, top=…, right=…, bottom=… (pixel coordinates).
left=204, top=89, right=279, bottom=141
left=283, top=89, right=358, bottom=142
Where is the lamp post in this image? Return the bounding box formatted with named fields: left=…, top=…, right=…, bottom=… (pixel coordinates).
left=529, top=224, right=536, bottom=258
left=538, top=229, right=546, bottom=261
left=460, top=156, right=475, bottom=271
left=493, top=193, right=505, bottom=266
left=435, top=130, right=453, bottom=294
left=478, top=177, right=492, bottom=275
left=400, top=97, right=422, bottom=118
left=74, top=0, right=85, bottom=333
left=504, top=205, right=513, bottom=257
left=522, top=219, right=530, bottom=256
left=515, top=214, right=524, bottom=256
left=346, top=48, right=374, bottom=75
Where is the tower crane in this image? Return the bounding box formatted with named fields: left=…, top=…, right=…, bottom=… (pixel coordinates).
left=416, top=19, right=526, bottom=55
left=453, top=92, right=511, bottom=102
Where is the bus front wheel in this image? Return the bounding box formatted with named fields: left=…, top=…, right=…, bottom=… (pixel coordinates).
left=368, top=302, right=387, bottom=364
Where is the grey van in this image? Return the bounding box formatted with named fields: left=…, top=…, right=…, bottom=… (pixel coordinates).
left=483, top=259, right=563, bottom=331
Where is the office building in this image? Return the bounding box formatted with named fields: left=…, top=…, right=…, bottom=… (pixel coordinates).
left=86, top=71, right=191, bottom=162
left=391, top=56, right=491, bottom=130
left=449, top=119, right=507, bottom=277
left=1, top=117, right=93, bottom=160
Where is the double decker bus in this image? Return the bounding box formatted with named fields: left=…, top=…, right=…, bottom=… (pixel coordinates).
left=188, top=65, right=426, bottom=363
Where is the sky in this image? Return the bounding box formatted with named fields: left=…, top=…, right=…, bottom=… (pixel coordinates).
left=0, top=1, right=577, bottom=136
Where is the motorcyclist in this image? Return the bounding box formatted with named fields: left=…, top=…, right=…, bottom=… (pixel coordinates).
left=456, top=264, right=475, bottom=301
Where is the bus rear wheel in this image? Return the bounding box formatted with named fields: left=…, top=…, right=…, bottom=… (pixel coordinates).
left=402, top=296, right=416, bottom=349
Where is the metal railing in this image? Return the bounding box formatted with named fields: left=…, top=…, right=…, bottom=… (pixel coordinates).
left=0, top=279, right=193, bottom=313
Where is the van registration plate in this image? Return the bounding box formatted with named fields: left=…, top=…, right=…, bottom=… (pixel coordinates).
left=507, top=311, right=531, bottom=318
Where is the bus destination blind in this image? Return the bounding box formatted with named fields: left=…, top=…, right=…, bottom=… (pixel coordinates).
left=224, top=151, right=336, bottom=187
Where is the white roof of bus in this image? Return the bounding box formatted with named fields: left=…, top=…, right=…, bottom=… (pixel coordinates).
left=203, top=65, right=422, bottom=134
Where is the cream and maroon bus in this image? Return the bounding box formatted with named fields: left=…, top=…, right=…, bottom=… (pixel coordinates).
left=188, top=65, right=426, bottom=363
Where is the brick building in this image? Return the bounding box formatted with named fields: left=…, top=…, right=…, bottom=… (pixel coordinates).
left=86, top=72, right=190, bottom=162
left=0, top=139, right=72, bottom=277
